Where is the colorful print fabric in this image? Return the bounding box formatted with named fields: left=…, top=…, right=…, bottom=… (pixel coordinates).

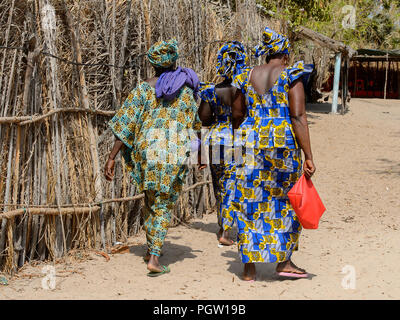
left=198, top=82, right=235, bottom=229
left=252, top=27, right=291, bottom=58
left=142, top=190, right=178, bottom=257
left=198, top=82, right=233, bottom=146
left=223, top=61, right=307, bottom=263
left=147, top=39, right=179, bottom=68
left=216, top=41, right=249, bottom=80
left=225, top=148, right=302, bottom=263
left=108, top=82, right=202, bottom=195
left=232, top=61, right=306, bottom=151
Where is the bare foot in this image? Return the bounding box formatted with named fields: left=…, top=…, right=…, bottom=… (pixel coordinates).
left=276, top=259, right=307, bottom=275
left=242, top=263, right=256, bottom=281
left=217, top=228, right=234, bottom=246
left=147, top=255, right=163, bottom=273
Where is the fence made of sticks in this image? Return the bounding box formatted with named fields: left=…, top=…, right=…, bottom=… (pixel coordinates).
left=0, top=0, right=278, bottom=274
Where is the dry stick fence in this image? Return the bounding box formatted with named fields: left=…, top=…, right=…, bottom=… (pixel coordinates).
left=0, top=41, right=216, bottom=272
left=0, top=0, right=272, bottom=274
left=0, top=179, right=213, bottom=245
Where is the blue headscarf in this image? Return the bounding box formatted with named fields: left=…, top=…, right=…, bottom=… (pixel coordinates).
left=252, top=27, right=291, bottom=58
left=216, top=41, right=249, bottom=79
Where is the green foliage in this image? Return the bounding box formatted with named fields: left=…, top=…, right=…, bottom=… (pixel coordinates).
left=257, top=0, right=400, bottom=50
left=258, top=0, right=331, bottom=27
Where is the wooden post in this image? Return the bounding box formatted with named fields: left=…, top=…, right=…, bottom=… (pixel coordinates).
left=17, top=38, right=40, bottom=268
left=62, top=3, right=103, bottom=205
left=341, top=57, right=348, bottom=115
left=116, top=0, right=132, bottom=105
left=142, top=0, right=152, bottom=78
left=397, top=62, right=400, bottom=99
left=332, top=52, right=342, bottom=114
left=384, top=53, right=389, bottom=99
left=374, top=61, right=379, bottom=98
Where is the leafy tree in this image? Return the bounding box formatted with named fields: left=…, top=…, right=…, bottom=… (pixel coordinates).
left=257, top=0, right=400, bottom=50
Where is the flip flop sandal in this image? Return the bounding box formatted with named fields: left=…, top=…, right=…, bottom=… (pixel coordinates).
left=0, top=276, right=8, bottom=286
left=276, top=271, right=309, bottom=279
left=147, top=265, right=170, bottom=277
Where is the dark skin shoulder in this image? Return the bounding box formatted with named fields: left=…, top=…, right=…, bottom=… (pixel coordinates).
left=198, top=100, right=214, bottom=127
left=198, top=80, right=236, bottom=127
left=145, top=77, right=158, bottom=88
left=231, top=65, right=286, bottom=129
left=216, top=85, right=237, bottom=106
left=249, top=64, right=286, bottom=95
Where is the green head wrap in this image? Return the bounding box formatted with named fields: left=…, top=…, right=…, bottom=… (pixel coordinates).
left=147, top=39, right=179, bottom=68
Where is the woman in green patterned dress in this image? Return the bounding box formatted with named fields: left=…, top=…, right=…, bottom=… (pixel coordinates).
left=104, top=39, right=203, bottom=277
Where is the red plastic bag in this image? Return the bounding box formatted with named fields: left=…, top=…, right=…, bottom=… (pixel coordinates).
left=288, top=175, right=326, bottom=229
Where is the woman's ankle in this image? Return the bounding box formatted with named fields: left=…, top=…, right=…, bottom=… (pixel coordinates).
left=243, top=263, right=256, bottom=280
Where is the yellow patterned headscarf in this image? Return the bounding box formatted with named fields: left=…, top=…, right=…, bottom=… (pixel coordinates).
left=252, top=27, right=291, bottom=58
left=147, top=39, right=179, bottom=68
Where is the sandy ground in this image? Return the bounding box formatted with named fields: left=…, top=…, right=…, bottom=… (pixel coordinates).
left=1, top=98, right=400, bottom=300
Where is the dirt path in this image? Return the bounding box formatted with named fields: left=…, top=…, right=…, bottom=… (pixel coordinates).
left=2, top=98, right=400, bottom=300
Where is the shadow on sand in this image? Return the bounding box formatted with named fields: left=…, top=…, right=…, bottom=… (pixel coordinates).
left=189, top=221, right=219, bottom=235
left=129, top=241, right=200, bottom=265
left=189, top=220, right=238, bottom=240
left=370, top=158, right=400, bottom=176
left=221, top=250, right=316, bottom=282
left=306, top=102, right=347, bottom=114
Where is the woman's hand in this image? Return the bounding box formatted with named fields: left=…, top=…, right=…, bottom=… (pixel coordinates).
left=303, top=159, right=316, bottom=179
left=104, top=158, right=115, bottom=181
left=105, top=138, right=124, bottom=181
left=197, top=150, right=207, bottom=170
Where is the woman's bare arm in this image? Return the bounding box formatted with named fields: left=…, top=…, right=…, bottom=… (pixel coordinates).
left=288, top=79, right=316, bottom=178
left=198, top=100, right=215, bottom=127
left=104, top=138, right=124, bottom=181
left=231, top=90, right=246, bottom=130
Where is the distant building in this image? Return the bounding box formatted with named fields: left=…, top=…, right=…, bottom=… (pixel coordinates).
left=322, top=49, right=400, bottom=99
left=349, top=49, right=400, bottom=99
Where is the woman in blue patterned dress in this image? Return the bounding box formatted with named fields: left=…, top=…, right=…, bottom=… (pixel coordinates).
left=198, top=41, right=249, bottom=246
left=229, top=28, right=316, bottom=281
left=104, top=39, right=203, bottom=277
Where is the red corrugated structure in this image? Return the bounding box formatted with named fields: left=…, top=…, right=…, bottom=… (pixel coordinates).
left=323, top=49, right=400, bottom=99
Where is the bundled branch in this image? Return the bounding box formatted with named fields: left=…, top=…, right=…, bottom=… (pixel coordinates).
left=0, top=108, right=115, bottom=125
left=0, top=180, right=212, bottom=217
